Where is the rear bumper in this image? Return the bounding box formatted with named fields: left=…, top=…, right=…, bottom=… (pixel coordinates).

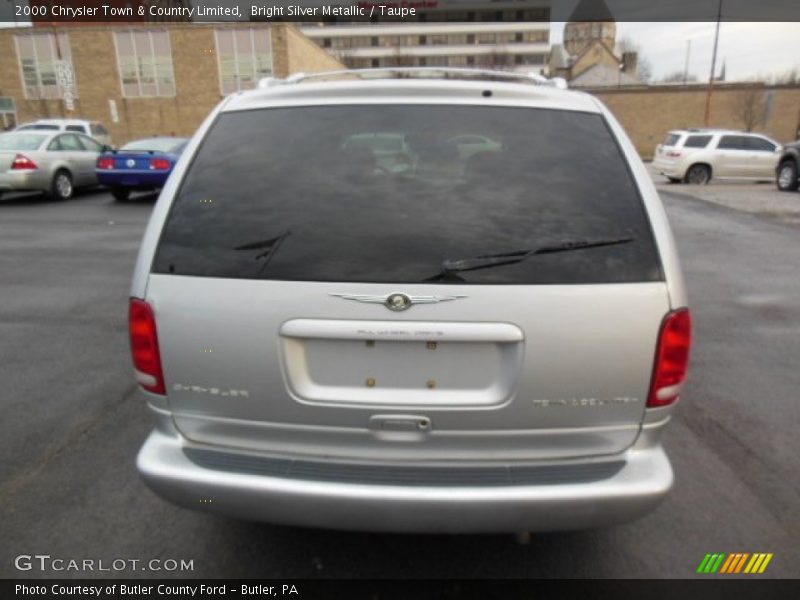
left=0, top=170, right=48, bottom=192
left=652, top=158, right=683, bottom=179
left=137, top=418, right=673, bottom=533
left=97, top=170, right=168, bottom=188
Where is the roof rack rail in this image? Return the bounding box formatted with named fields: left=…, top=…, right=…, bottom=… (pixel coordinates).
left=258, top=67, right=568, bottom=89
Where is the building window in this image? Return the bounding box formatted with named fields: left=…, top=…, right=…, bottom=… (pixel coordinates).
left=0, top=96, right=17, bottom=130
left=214, top=28, right=273, bottom=95
left=15, top=33, right=75, bottom=100
left=523, top=31, right=548, bottom=43
left=114, top=30, right=175, bottom=97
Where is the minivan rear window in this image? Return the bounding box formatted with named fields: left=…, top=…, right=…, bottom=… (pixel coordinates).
left=153, top=106, right=662, bottom=284
left=662, top=133, right=681, bottom=146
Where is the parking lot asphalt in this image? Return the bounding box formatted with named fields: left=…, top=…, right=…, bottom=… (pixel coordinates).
left=1, top=186, right=799, bottom=579
left=646, top=162, right=800, bottom=226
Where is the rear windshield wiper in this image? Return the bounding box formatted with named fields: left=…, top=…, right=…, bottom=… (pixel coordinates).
left=234, top=230, right=291, bottom=275
left=427, top=237, right=635, bottom=281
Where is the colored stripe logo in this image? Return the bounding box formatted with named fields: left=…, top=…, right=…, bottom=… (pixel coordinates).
left=696, top=553, right=773, bottom=574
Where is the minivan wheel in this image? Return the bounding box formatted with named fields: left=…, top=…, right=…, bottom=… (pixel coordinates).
left=685, top=164, right=711, bottom=185
left=777, top=160, right=799, bottom=191
left=111, top=187, right=131, bottom=202
left=50, top=170, right=74, bottom=200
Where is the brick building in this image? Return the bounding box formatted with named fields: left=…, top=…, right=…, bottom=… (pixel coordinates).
left=0, top=23, right=344, bottom=144
left=592, top=83, right=800, bottom=158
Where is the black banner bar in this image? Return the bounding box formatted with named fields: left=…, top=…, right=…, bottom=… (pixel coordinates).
left=2, top=0, right=800, bottom=24
left=4, top=579, right=800, bottom=600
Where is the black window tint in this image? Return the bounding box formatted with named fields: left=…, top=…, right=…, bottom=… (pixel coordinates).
left=683, top=135, right=712, bottom=148
left=718, top=135, right=749, bottom=150
left=154, top=106, right=662, bottom=284
left=746, top=137, right=776, bottom=152
left=20, top=124, right=59, bottom=131
left=66, top=125, right=86, bottom=133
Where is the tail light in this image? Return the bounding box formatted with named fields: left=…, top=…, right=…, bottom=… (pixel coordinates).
left=666, top=151, right=682, bottom=158
left=149, top=157, right=170, bottom=170
left=647, top=308, right=692, bottom=407
left=97, top=157, right=115, bottom=170
left=129, top=299, right=165, bottom=395
left=11, top=154, right=38, bottom=170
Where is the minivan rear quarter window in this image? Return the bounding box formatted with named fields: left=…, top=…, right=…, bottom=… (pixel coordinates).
left=154, top=105, right=662, bottom=284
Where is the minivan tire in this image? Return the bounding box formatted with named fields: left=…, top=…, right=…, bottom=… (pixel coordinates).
left=776, top=160, right=799, bottom=192
left=49, top=170, right=74, bottom=201
left=685, top=164, right=711, bottom=185
left=111, top=187, right=131, bottom=202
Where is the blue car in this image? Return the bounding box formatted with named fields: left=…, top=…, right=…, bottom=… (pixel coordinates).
left=96, top=137, right=188, bottom=201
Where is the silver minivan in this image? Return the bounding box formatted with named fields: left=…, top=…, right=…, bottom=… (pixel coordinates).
left=131, top=69, right=691, bottom=533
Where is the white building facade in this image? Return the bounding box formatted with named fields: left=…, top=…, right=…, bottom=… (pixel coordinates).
left=300, top=1, right=551, bottom=71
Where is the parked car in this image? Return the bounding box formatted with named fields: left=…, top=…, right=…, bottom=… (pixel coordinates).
left=96, top=137, right=188, bottom=202
left=15, top=119, right=113, bottom=147
left=776, top=139, right=800, bottom=192
left=0, top=131, right=104, bottom=200
left=653, top=129, right=782, bottom=184
left=131, top=69, right=691, bottom=533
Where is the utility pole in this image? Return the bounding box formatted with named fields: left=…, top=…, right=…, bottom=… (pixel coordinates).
left=683, top=39, right=691, bottom=84
left=704, top=0, right=723, bottom=126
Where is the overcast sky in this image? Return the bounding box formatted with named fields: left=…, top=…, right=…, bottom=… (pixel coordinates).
left=551, top=21, right=800, bottom=81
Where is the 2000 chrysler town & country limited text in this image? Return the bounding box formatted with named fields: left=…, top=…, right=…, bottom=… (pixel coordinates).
left=130, top=68, right=691, bottom=533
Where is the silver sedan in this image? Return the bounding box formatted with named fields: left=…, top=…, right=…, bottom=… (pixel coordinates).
left=0, top=131, right=105, bottom=200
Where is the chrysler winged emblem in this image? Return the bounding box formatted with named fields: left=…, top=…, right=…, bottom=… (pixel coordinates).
left=330, top=292, right=467, bottom=312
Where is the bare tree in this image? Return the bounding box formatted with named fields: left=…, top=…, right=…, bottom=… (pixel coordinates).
left=660, top=70, right=698, bottom=84
left=617, top=36, right=652, bottom=83
left=745, top=67, right=799, bottom=85
left=769, top=66, right=800, bottom=85
left=736, top=88, right=767, bottom=132
left=616, top=36, right=637, bottom=54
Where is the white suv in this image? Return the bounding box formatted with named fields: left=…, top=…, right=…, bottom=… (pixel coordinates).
left=653, top=129, right=781, bottom=184
left=15, top=119, right=112, bottom=147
